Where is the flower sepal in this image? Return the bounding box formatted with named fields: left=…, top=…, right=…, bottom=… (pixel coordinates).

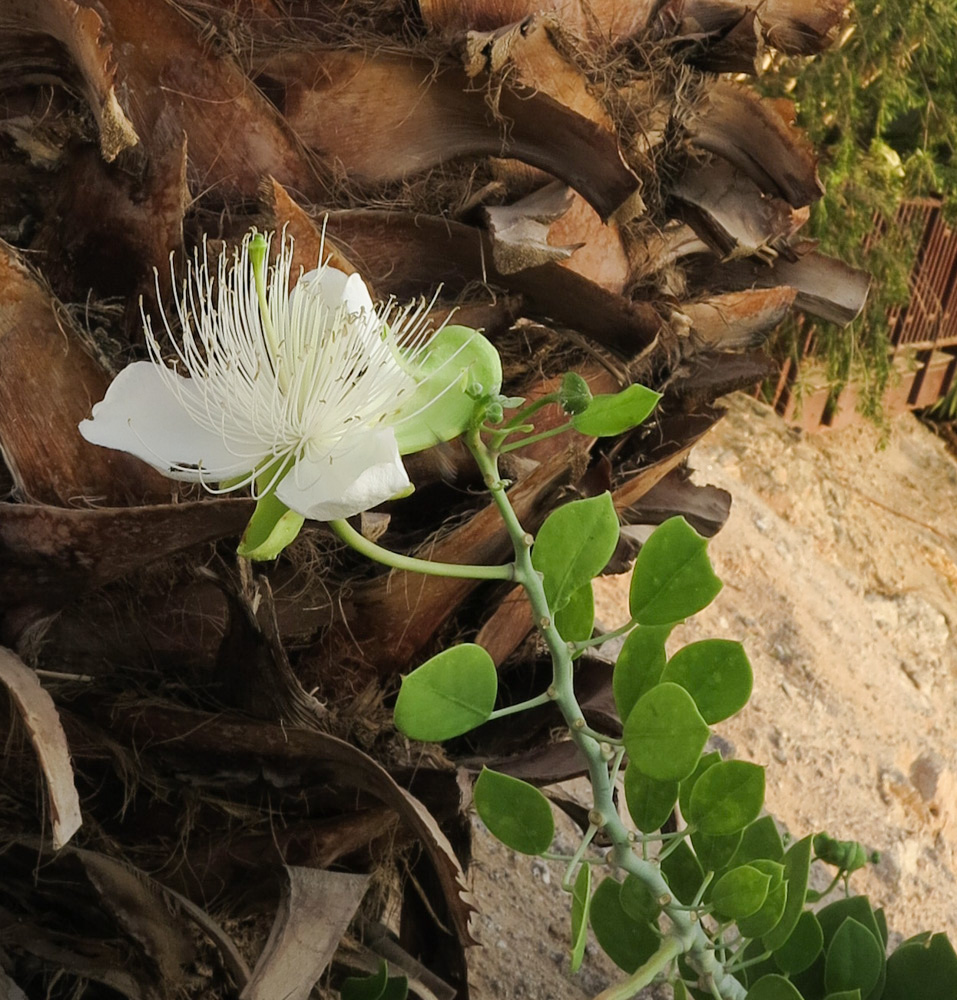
left=238, top=491, right=306, bottom=561
left=392, top=325, right=503, bottom=455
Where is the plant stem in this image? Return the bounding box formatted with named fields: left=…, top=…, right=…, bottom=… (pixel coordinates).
left=573, top=617, right=637, bottom=651
left=329, top=518, right=514, bottom=581
left=499, top=421, right=575, bottom=454
left=487, top=691, right=553, bottom=720
left=562, top=823, right=599, bottom=891
left=466, top=428, right=748, bottom=1000
left=592, top=936, right=683, bottom=1000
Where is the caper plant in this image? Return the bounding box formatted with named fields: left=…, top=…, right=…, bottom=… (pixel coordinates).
left=80, top=239, right=956, bottom=1000
left=348, top=378, right=957, bottom=1000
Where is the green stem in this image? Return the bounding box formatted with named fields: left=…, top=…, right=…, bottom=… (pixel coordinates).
left=329, top=518, right=514, bottom=581
left=499, top=421, right=575, bottom=454
left=465, top=428, right=748, bottom=1000
left=487, top=691, right=553, bottom=720
left=592, top=936, right=683, bottom=1000
left=573, top=617, right=637, bottom=651
left=503, top=392, right=560, bottom=429
left=562, top=823, right=599, bottom=891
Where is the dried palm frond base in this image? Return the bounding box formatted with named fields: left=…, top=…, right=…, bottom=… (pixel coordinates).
left=0, top=0, right=865, bottom=996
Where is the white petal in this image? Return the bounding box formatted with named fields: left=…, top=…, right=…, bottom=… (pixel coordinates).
left=275, top=428, right=410, bottom=520
left=292, top=266, right=374, bottom=319
left=79, top=361, right=266, bottom=482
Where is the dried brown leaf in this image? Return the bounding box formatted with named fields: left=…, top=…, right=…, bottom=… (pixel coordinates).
left=686, top=82, right=823, bottom=208
left=75, top=849, right=196, bottom=987
left=681, top=287, right=798, bottom=351
left=0, top=498, right=254, bottom=611
left=259, top=40, right=637, bottom=218
left=241, top=867, right=370, bottom=1000
left=0, top=241, right=168, bottom=505
left=0, top=647, right=81, bottom=849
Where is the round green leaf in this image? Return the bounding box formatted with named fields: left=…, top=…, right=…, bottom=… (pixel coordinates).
left=686, top=760, right=765, bottom=836
left=678, top=751, right=721, bottom=817
left=532, top=492, right=619, bottom=612
left=619, top=875, right=662, bottom=923
left=711, top=865, right=772, bottom=921
left=825, top=918, right=884, bottom=998
left=823, top=992, right=861, bottom=1000
left=555, top=582, right=595, bottom=647
left=692, top=829, right=743, bottom=874
left=734, top=816, right=785, bottom=867
left=738, top=881, right=788, bottom=939
left=884, top=933, right=957, bottom=1000
left=624, top=765, right=678, bottom=833
left=762, top=834, right=813, bottom=952
left=570, top=863, right=592, bottom=973
left=623, top=683, right=710, bottom=781
left=660, top=840, right=706, bottom=905
left=572, top=383, right=661, bottom=436
left=745, top=974, right=804, bottom=1000
left=473, top=768, right=554, bottom=855
left=749, top=859, right=786, bottom=889
left=590, top=877, right=659, bottom=973
left=629, top=517, right=722, bottom=626
left=774, top=911, right=824, bottom=975
left=341, top=960, right=388, bottom=1000
left=612, top=625, right=671, bottom=722
left=661, top=639, right=753, bottom=724
left=395, top=644, right=497, bottom=741
left=392, top=326, right=502, bottom=454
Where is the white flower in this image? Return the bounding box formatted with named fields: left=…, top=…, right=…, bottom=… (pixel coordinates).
left=79, top=231, right=499, bottom=523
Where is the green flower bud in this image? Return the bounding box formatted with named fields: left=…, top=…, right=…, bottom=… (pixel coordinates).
left=559, top=371, right=593, bottom=415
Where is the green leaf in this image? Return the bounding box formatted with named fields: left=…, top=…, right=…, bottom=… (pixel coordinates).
left=737, top=881, right=788, bottom=939
left=394, top=644, right=497, bottom=741
left=532, top=493, right=619, bottom=612
left=749, top=859, right=786, bottom=890
left=734, top=816, right=784, bottom=867
left=237, top=492, right=305, bottom=561
left=692, top=829, right=743, bottom=874
left=678, top=752, right=721, bottom=817
left=590, top=877, right=660, bottom=972
left=816, top=895, right=886, bottom=1000
left=619, top=875, right=662, bottom=923
left=379, top=980, right=408, bottom=1000
left=674, top=980, right=691, bottom=1000
left=623, top=765, right=678, bottom=833
left=623, top=683, right=710, bottom=781
left=629, top=517, right=722, bottom=626
left=570, top=864, right=591, bottom=973
left=572, top=383, right=661, bottom=436
left=341, top=960, right=388, bottom=1000
left=555, top=582, right=595, bottom=648
left=774, top=911, right=824, bottom=976
left=745, top=974, right=804, bottom=1000
left=660, top=840, right=705, bottom=905
left=874, top=909, right=889, bottom=948
left=825, top=918, right=884, bottom=998
left=393, top=325, right=503, bottom=454
left=883, top=933, right=957, bottom=1000
left=473, top=768, right=554, bottom=855
left=711, top=865, right=772, bottom=921
left=686, top=761, right=765, bottom=836
left=612, top=625, right=671, bottom=721
left=823, top=992, right=861, bottom=1000
left=762, top=835, right=813, bottom=952
left=661, top=639, right=753, bottom=724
